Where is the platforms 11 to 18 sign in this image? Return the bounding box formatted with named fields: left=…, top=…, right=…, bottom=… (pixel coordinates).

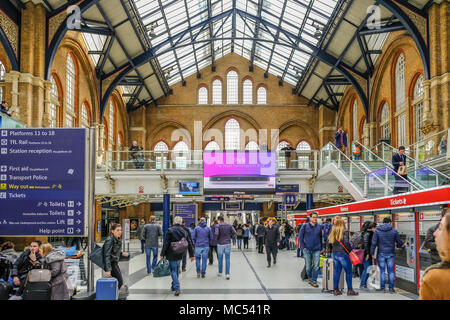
left=0, top=129, right=88, bottom=237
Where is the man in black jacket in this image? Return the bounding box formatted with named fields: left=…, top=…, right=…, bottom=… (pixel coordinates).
left=265, top=219, right=281, bottom=267
left=392, top=146, right=408, bottom=194
left=161, top=216, right=195, bottom=296
left=256, top=220, right=266, bottom=254
left=11, top=240, right=43, bottom=296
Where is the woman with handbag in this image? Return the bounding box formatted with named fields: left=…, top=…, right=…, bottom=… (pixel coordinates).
left=41, top=243, right=72, bottom=300
left=327, top=217, right=359, bottom=296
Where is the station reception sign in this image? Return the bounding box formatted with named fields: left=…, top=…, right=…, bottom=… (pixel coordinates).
left=0, top=129, right=88, bottom=236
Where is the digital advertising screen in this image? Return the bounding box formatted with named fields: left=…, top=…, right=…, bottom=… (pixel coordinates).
left=179, top=182, right=201, bottom=195
left=203, top=151, right=276, bottom=195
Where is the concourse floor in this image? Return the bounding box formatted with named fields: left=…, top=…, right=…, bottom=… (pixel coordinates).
left=93, top=239, right=417, bottom=300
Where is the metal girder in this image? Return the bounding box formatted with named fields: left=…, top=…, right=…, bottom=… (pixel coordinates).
left=97, top=1, right=156, bottom=120
left=78, top=25, right=115, bottom=36
left=264, top=0, right=288, bottom=75
left=100, top=6, right=369, bottom=117
left=158, top=0, right=184, bottom=83
left=249, top=0, right=263, bottom=67
left=207, top=0, right=216, bottom=68
left=46, top=0, right=100, bottom=80
left=377, top=0, right=430, bottom=79
left=96, top=35, right=115, bottom=77
left=358, top=21, right=405, bottom=36
left=183, top=0, right=200, bottom=76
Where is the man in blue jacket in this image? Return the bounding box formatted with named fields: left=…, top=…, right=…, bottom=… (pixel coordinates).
left=335, top=127, right=348, bottom=154
left=192, top=217, right=213, bottom=278
left=299, top=212, right=322, bottom=287
left=370, top=217, right=405, bottom=293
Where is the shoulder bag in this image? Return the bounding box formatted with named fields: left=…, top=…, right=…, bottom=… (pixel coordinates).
left=171, top=229, right=189, bottom=254
left=337, top=239, right=361, bottom=266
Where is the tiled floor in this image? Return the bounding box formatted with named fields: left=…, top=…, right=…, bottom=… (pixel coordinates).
left=99, top=240, right=417, bottom=301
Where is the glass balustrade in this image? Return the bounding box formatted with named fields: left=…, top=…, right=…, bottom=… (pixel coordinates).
left=0, top=113, right=26, bottom=129
left=96, top=150, right=319, bottom=172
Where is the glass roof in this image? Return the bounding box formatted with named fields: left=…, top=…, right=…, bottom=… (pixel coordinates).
left=132, top=0, right=340, bottom=86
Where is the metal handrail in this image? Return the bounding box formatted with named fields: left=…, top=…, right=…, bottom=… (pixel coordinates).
left=376, top=142, right=450, bottom=180
left=405, top=128, right=449, bottom=150
left=366, top=167, right=420, bottom=192
left=322, top=142, right=367, bottom=175
left=355, top=141, right=392, bottom=164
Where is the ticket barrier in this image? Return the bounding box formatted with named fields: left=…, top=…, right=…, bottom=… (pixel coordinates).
left=393, top=209, right=417, bottom=293
left=418, top=206, right=443, bottom=284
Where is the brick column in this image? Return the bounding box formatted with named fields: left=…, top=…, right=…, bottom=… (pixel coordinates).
left=43, top=80, right=53, bottom=127
left=4, top=71, right=20, bottom=119
left=426, top=1, right=450, bottom=134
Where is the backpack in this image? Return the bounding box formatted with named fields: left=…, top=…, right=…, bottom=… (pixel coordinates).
left=350, top=232, right=364, bottom=249
left=236, top=229, right=243, bottom=237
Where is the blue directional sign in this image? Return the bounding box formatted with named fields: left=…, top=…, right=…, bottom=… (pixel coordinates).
left=0, top=129, right=87, bottom=236
left=173, top=204, right=197, bottom=229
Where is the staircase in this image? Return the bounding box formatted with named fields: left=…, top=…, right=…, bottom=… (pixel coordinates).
left=317, top=143, right=419, bottom=200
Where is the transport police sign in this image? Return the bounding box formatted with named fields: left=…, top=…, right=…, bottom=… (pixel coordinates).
left=0, top=129, right=88, bottom=236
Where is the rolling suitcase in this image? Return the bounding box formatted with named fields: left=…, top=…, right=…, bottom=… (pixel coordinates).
left=322, top=258, right=344, bottom=292
left=0, top=281, right=11, bottom=300
left=96, top=278, right=118, bottom=300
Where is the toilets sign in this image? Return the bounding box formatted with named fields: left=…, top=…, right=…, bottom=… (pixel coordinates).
left=0, top=129, right=88, bottom=236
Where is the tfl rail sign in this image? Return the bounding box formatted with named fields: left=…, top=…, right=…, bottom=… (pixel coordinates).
left=0, top=129, right=88, bottom=236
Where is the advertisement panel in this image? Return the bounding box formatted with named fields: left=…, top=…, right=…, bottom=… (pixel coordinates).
left=203, top=151, right=276, bottom=194
left=179, top=182, right=201, bottom=195
left=0, top=128, right=87, bottom=236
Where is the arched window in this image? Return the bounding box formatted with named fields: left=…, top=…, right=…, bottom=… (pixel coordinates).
left=227, top=70, right=238, bottom=104
left=109, top=100, right=114, bottom=147
left=277, top=141, right=289, bottom=169
left=352, top=100, right=358, bottom=141
left=297, top=141, right=311, bottom=151
left=66, top=54, right=76, bottom=128
left=257, top=87, right=267, bottom=105
left=173, top=141, right=189, bottom=169
left=395, top=54, right=406, bottom=112
left=118, top=134, right=123, bottom=150
left=297, top=141, right=311, bottom=170
left=0, top=61, right=5, bottom=103
left=205, top=141, right=220, bottom=151
left=245, top=141, right=259, bottom=151
left=154, top=141, right=169, bottom=169
left=243, top=80, right=253, bottom=104
left=413, top=75, right=424, bottom=142
left=198, top=87, right=208, bottom=105
left=212, top=79, right=222, bottom=104
left=103, top=121, right=108, bottom=150
left=81, top=103, right=89, bottom=128
left=395, top=54, right=406, bottom=146
left=50, top=76, right=59, bottom=128
left=380, top=102, right=390, bottom=139
left=225, top=119, right=240, bottom=150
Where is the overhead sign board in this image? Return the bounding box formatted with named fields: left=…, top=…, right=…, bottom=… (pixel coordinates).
left=276, top=184, right=299, bottom=194
left=0, top=129, right=88, bottom=236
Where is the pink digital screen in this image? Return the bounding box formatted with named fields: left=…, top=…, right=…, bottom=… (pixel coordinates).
left=203, top=151, right=276, bottom=194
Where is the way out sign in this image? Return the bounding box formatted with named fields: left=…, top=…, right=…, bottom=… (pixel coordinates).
left=0, top=128, right=89, bottom=236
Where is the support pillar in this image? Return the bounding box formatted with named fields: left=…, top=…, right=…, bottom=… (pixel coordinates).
left=306, top=194, right=314, bottom=211
left=163, top=194, right=170, bottom=237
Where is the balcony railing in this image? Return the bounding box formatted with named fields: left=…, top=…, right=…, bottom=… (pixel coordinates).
left=0, top=112, right=26, bottom=129
left=96, top=150, right=319, bottom=172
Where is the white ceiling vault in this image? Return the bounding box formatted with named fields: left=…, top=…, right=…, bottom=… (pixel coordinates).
left=14, top=0, right=432, bottom=118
